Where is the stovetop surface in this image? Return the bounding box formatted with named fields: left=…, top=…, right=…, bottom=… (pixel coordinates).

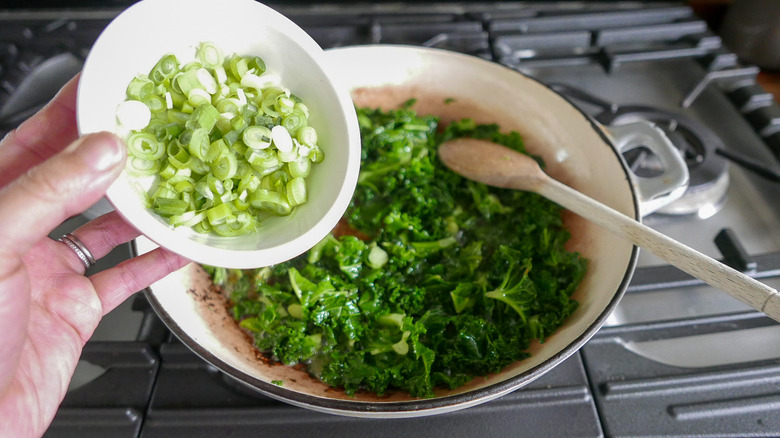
left=2, top=2, right=779, bottom=437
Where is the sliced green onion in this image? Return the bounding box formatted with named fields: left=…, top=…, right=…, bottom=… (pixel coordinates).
left=187, top=89, right=212, bottom=107
left=159, top=163, right=176, bottom=179
left=194, top=179, right=214, bottom=201
left=293, top=102, right=309, bottom=118
left=126, top=75, right=154, bottom=100
left=237, top=173, right=261, bottom=194
left=222, top=129, right=240, bottom=146
left=288, top=157, right=311, bottom=178
left=186, top=104, right=220, bottom=132
left=196, top=41, right=224, bottom=69
left=308, top=145, right=325, bottom=163
left=166, top=140, right=189, bottom=163
left=154, top=197, right=188, bottom=216
left=271, top=125, right=293, bottom=153
left=166, top=110, right=189, bottom=125
left=149, top=54, right=180, bottom=84
left=116, top=100, right=151, bottom=131
left=206, top=202, right=234, bottom=225
left=151, top=181, right=176, bottom=199
left=227, top=56, right=250, bottom=80
left=250, top=189, right=292, bottom=216
left=206, top=138, right=227, bottom=163
left=175, top=69, right=203, bottom=95
left=233, top=192, right=251, bottom=211
left=196, top=68, right=218, bottom=94
left=242, top=102, right=257, bottom=117
left=275, top=95, right=295, bottom=116
left=206, top=173, right=225, bottom=196
left=143, top=94, right=166, bottom=113
left=281, top=109, right=306, bottom=135
left=156, top=123, right=183, bottom=141
left=296, top=126, right=318, bottom=148
left=286, top=177, right=307, bottom=206
left=193, top=220, right=212, bottom=234
left=213, top=65, right=228, bottom=85
left=264, top=170, right=288, bottom=192
left=231, top=139, right=248, bottom=157
left=231, top=115, right=248, bottom=133
left=213, top=152, right=238, bottom=180
left=249, top=56, right=266, bottom=75
left=216, top=98, right=242, bottom=115
left=118, top=41, right=323, bottom=237
left=246, top=148, right=281, bottom=173
left=189, top=156, right=211, bottom=175
left=212, top=211, right=256, bottom=236
left=173, top=179, right=195, bottom=193
left=127, top=132, right=164, bottom=160
left=184, top=128, right=210, bottom=161
left=242, top=125, right=272, bottom=149
left=260, top=94, right=280, bottom=118
left=127, top=157, right=161, bottom=175
left=278, top=145, right=298, bottom=163
left=168, top=210, right=198, bottom=226
left=167, top=154, right=189, bottom=170
left=240, top=72, right=266, bottom=91
left=367, top=243, right=389, bottom=269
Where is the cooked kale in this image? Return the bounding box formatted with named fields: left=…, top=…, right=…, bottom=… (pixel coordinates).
left=205, top=102, right=587, bottom=398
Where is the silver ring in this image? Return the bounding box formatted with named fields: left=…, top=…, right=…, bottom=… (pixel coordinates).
left=58, top=233, right=96, bottom=270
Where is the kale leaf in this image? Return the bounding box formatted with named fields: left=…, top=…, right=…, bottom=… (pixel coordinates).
left=209, top=103, right=587, bottom=398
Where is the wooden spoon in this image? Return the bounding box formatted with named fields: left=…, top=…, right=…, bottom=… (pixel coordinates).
left=438, top=138, right=780, bottom=322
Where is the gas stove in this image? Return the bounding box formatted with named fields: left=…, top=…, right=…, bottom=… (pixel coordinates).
left=2, top=2, right=779, bottom=437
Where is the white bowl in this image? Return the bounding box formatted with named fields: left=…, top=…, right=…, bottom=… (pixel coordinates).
left=77, top=0, right=361, bottom=268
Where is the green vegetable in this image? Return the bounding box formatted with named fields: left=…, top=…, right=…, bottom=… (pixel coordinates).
left=117, top=41, right=322, bottom=236
left=205, top=102, right=587, bottom=398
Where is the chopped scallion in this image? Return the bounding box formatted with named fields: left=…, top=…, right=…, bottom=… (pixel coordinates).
left=271, top=125, right=293, bottom=153
left=127, top=132, right=164, bottom=160
left=149, top=54, right=180, bottom=84
left=126, top=75, right=154, bottom=100
left=116, top=100, right=152, bottom=131
left=286, top=177, right=307, bottom=206
left=242, top=126, right=272, bottom=150
left=117, top=41, right=323, bottom=237
left=196, top=41, right=224, bottom=69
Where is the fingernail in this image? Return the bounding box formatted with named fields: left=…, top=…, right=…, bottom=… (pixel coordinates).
left=77, top=132, right=125, bottom=171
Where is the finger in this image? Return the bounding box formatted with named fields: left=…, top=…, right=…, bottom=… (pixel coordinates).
left=54, top=211, right=141, bottom=274
left=67, top=211, right=141, bottom=262
left=0, top=74, right=80, bottom=188
left=88, top=247, right=190, bottom=315
left=0, top=132, right=125, bottom=270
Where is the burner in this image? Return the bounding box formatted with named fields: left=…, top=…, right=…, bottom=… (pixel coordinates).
left=596, top=106, right=730, bottom=217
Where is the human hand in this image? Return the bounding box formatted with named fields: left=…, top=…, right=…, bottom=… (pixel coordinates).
left=0, top=75, right=190, bottom=438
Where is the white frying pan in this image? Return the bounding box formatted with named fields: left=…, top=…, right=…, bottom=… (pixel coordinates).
left=137, top=45, right=688, bottom=418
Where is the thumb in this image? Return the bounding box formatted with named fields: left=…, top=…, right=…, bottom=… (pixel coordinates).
left=0, top=131, right=126, bottom=260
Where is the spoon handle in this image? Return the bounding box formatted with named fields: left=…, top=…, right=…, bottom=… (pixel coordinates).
left=538, top=177, right=780, bottom=322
